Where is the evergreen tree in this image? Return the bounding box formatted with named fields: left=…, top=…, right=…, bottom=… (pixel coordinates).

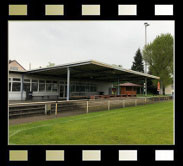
left=130, top=49, right=144, bottom=94
left=131, top=48, right=144, bottom=72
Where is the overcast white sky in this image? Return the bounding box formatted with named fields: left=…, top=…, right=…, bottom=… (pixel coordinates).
left=9, top=21, right=174, bottom=70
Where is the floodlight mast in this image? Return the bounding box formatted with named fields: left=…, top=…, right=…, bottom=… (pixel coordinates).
left=144, top=22, right=150, bottom=96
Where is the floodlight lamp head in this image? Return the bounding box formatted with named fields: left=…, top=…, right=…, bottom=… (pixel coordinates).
left=144, top=22, right=150, bottom=27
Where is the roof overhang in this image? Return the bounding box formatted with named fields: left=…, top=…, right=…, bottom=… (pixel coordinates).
left=9, top=70, right=27, bottom=74
left=10, top=60, right=160, bottom=82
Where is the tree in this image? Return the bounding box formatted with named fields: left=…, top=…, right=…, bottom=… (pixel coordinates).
left=131, top=48, right=144, bottom=72
left=47, top=62, right=55, bottom=67
left=130, top=49, right=144, bottom=94
left=147, top=69, right=159, bottom=95
left=143, top=33, right=173, bottom=95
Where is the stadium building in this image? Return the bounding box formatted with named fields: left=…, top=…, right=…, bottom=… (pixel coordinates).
left=8, top=60, right=159, bottom=101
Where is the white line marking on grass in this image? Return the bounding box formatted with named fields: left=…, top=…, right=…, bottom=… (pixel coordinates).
left=9, top=124, right=50, bottom=138
left=9, top=102, right=172, bottom=139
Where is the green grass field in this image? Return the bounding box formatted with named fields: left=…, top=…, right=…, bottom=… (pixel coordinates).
left=9, top=100, right=173, bottom=145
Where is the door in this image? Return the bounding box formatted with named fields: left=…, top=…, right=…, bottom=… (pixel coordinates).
left=121, top=87, right=125, bottom=94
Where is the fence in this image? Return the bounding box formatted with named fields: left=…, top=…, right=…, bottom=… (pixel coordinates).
left=9, top=96, right=173, bottom=119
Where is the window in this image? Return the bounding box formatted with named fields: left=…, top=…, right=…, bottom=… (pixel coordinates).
left=90, top=84, right=97, bottom=92
left=10, top=66, right=18, bottom=71
left=9, top=82, right=11, bottom=91
left=126, top=86, right=132, bottom=91
left=46, top=80, right=52, bottom=91
left=59, top=81, right=65, bottom=84
left=93, top=86, right=97, bottom=92
left=12, top=78, right=21, bottom=91
left=52, top=81, right=58, bottom=92
left=39, top=80, right=45, bottom=91
left=76, top=84, right=81, bottom=92
left=71, top=84, right=75, bottom=92
left=12, top=82, right=21, bottom=91
left=13, top=78, right=21, bottom=81
left=73, top=83, right=97, bottom=92
left=90, top=86, right=94, bottom=92
left=80, top=84, right=85, bottom=92
left=23, top=79, right=31, bottom=92
left=32, top=80, right=38, bottom=92
left=9, top=78, right=12, bottom=91
left=85, top=84, right=89, bottom=92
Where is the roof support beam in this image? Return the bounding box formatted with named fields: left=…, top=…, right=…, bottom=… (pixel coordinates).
left=70, top=67, right=114, bottom=73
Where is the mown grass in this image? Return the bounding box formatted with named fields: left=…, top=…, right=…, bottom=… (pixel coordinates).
left=9, top=100, right=173, bottom=145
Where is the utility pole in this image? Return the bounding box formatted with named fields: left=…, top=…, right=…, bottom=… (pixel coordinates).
left=144, top=22, right=150, bottom=96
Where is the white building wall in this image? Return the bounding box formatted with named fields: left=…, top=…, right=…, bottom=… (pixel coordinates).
left=8, top=73, right=23, bottom=101
left=26, top=76, right=113, bottom=97
left=9, top=72, right=114, bottom=100
left=9, top=92, right=26, bottom=100
left=9, top=73, right=22, bottom=79
left=165, top=84, right=173, bottom=95
left=9, top=72, right=61, bottom=101
left=159, top=84, right=173, bottom=95
left=96, top=82, right=113, bottom=95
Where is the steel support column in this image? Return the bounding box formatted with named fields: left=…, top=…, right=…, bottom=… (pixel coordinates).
left=67, top=67, right=70, bottom=101
left=145, top=78, right=147, bottom=96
